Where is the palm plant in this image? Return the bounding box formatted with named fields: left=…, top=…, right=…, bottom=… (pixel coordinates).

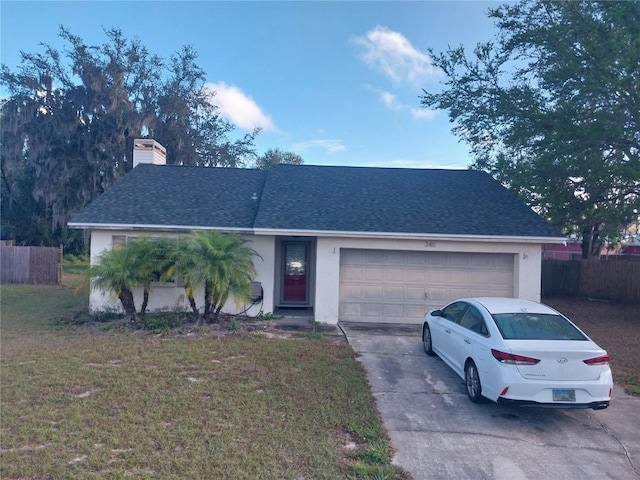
left=90, top=243, right=141, bottom=321
left=125, top=236, right=174, bottom=317
left=91, top=236, right=173, bottom=321
left=165, top=236, right=200, bottom=316
left=168, top=231, right=259, bottom=323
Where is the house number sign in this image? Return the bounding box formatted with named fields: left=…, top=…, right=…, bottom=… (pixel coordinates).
left=424, top=241, right=436, bottom=248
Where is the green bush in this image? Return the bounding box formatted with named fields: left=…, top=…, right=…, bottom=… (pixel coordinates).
left=49, top=309, right=92, bottom=327
left=62, top=253, right=89, bottom=275
left=257, top=311, right=282, bottom=321
left=226, top=318, right=242, bottom=331
left=137, top=315, right=182, bottom=334
left=92, top=309, right=125, bottom=323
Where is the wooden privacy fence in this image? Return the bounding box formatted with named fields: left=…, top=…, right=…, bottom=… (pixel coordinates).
left=542, top=257, right=640, bottom=303
left=1, top=246, right=62, bottom=285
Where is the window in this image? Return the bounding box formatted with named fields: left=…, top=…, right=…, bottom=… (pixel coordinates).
left=441, top=302, right=468, bottom=324
left=460, top=307, right=489, bottom=336
left=492, top=313, right=588, bottom=340
left=112, top=235, right=126, bottom=250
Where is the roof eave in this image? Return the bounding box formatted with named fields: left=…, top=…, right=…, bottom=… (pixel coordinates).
left=68, top=222, right=255, bottom=234
left=68, top=223, right=566, bottom=244
left=253, top=228, right=566, bottom=243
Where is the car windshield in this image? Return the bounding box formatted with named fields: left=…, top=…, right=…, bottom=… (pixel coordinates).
left=492, top=313, right=588, bottom=341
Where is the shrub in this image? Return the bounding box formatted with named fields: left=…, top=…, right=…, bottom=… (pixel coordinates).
left=62, top=253, right=90, bottom=275
left=257, top=311, right=282, bottom=321
left=226, top=318, right=242, bottom=331
left=137, top=315, right=182, bottom=334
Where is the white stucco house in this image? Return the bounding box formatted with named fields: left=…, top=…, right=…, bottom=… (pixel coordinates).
left=69, top=139, right=565, bottom=325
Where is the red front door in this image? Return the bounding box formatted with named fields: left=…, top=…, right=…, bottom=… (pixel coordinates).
left=282, top=242, right=308, bottom=303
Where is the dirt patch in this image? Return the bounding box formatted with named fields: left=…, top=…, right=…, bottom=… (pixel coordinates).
left=543, top=297, right=640, bottom=395
left=78, top=312, right=346, bottom=344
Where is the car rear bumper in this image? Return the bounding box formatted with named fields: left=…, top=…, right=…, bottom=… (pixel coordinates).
left=488, top=368, right=613, bottom=410
left=496, top=397, right=610, bottom=410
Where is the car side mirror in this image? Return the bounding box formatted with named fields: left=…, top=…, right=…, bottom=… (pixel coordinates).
left=431, top=309, right=442, bottom=317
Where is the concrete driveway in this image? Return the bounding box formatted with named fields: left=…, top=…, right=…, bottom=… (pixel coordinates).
left=340, top=323, right=640, bottom=480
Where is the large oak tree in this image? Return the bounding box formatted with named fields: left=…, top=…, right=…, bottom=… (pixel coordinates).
left=1, top=27, right=259, bottom=252
left=421, top=1, right=640, bottom=257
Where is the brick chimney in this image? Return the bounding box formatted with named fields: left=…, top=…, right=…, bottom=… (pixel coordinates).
left=133, top=139, right=167, bottom=167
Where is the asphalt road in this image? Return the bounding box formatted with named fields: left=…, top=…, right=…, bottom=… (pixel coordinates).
left=340, top=324, right=640, bottom=480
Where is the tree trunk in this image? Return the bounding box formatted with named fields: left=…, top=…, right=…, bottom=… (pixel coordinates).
left=582, top=224, right=604, bottom=259
left=212, top=304, right=223, bottom=323
left=118, top=288, right=137, bottom=322
left=581, top=228, right=590, bottom=259
left=187, top=293, right=199, bottom=316
left=140, top=289, right=149, bottom=318
left=203, top=282, right=212, bottom=321
left=184, top=291, right=201, bottom=326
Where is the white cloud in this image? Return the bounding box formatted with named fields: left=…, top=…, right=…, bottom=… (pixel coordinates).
left=380, top=91, right=401, bottom=110
left=371, top=87, right=437, bottom=121
left=205, top=82, right=276, bottom=132
left=353, top=26, right=442, bottom=88
left=410, top=107, right=437, bottom=120
left=368, top=158, right=467, bottom=170
left=289, top=139, right=346, bottom=154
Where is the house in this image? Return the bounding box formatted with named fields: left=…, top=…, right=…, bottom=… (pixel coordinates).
left=542, top=242, right=583, bottom=260
left=69, top=139, right=565, bottom=324
left=542, top=234, right=640, bottom=259
left=621, top=234, right=640, bottom=256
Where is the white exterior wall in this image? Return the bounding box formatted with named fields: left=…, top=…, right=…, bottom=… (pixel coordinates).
left=88, top=230, right=276, bottom=317
left=89, top=229, right=543, bottom=325
left=313, top=236, right=542, bottom=325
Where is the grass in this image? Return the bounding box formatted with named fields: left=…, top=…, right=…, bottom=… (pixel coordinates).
left=0, top=284, right=409, bottom=479
left=62, top=253, right=90, bottom=276
left=544, top=297, right=640, bottom=396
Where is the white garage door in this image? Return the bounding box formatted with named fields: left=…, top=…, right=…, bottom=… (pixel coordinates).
left=339, top=249, right=515, bottom=323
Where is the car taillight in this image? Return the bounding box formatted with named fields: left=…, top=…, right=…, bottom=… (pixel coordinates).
left=491, top=349, right=540, bottom=365
left=583, top=355, right=610, bottom=366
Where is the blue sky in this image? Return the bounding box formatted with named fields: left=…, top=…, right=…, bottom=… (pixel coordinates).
left=1, top=1, right=502, bottom=169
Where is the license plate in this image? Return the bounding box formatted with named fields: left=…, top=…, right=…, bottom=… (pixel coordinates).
left=553, top=389, right=576, bottom=402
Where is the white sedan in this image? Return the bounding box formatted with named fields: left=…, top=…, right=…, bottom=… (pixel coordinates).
left=422, top=298, right=612, bottom=410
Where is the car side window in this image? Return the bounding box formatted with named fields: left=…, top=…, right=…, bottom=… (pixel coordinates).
left=441, top=302, right=468, bottom=324
left=460, top=306, right=489, bottom=336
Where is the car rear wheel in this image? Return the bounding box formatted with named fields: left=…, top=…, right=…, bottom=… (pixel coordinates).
left=465, top=360, right=483, bottom=403
left=423, top=325, right=435, bottom=356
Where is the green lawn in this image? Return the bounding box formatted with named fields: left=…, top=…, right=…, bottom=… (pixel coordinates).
left=0, top=284, right=408, bottom=479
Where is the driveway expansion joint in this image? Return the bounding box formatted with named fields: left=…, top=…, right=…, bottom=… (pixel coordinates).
left=586, top=410, right=640, bottom=476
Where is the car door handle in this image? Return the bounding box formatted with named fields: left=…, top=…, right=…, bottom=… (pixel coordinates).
left=464, top=339, right=471, bottom=344
left=445, top=329, right=451, bottom=334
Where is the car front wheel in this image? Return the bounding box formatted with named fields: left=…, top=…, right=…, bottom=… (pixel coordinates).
left=465, top=360, right=483, bottom=403
left=423, top=324, right=435, bottom=356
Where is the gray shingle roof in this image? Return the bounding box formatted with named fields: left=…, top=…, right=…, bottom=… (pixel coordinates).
left=70, top=163, right=563, bottom=238
left=70, top=164, right=267, bottom=229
